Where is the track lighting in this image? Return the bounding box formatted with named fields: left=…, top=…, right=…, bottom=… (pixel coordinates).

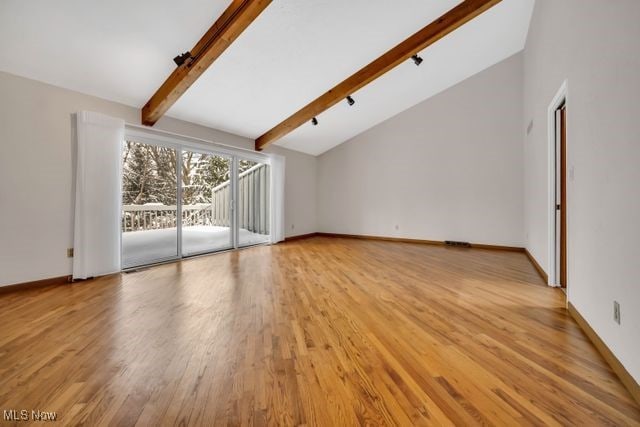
left=173, top=51, right=192, bottom=66
left=311, top=117, right=318, bottom=126
left=346, top=95, right=355, bottom=106
left=411, top=54, right=423, bottom=66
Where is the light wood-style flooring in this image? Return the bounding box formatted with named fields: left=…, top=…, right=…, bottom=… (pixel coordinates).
left=1, top=237, right=638, bottom=426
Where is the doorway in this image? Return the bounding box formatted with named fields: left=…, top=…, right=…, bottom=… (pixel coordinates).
left=554, top=103, right=567, bottom=288
left=120, top=133, right=272, bottom=269
left=547, top=80, right=568, bottom=288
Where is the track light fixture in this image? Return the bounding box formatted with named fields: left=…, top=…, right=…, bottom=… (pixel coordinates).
left=173, top=51, right=192, bottom=67
left=346, top=95, right=355, bottom=106
left=411, top=54, right=423, bottom=66
left=311, top=117, right=318, bottom=126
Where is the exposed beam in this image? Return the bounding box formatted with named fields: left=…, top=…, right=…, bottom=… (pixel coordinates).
left=255, top=0, right=501, bottom=151
left=142, top=0, right=272, bottom=126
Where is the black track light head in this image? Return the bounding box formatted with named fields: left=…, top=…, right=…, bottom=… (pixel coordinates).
left=173, top=51, right=192, bottom=67
left=346, top=95, right=355, bottom=106
left=411, top=54, right=423, bottom=66
left=311, top=117, right=318, bottom=126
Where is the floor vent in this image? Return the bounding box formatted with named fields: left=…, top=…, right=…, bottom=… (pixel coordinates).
left=444, top=240, right=471, bottom=248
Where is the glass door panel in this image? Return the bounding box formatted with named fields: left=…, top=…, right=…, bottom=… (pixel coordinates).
left=181, top=150, right=232, bottom=256
left=121, top=140, right=178, bottom=268
left=237, top=159, right=271, bottom=247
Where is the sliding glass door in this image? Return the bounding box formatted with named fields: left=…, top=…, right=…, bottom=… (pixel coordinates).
left=181, top=150, right=233, bottom=256
left=237, top=159, right=271, bottom=247
left=121, top=135, right=272, bottom=269
left=121, top=140, right=179, bottom=268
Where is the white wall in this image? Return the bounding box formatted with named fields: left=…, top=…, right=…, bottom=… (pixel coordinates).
left=317, top=53, right=524, bottom=247
left=523, top=0, right=640, bottom=381
left=0, top=71, right=316, bottom=287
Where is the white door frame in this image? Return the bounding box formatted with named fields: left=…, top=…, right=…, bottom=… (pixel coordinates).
left=547, top=80, right=568, bottom=287
left=231, top=156, right=239, bottom=249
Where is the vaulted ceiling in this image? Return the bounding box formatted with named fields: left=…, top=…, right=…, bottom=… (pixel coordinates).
left=0, top=0, right=534, bottom=155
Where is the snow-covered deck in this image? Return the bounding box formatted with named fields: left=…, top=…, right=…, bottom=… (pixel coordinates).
left=122, top=226, right=270, bottom=268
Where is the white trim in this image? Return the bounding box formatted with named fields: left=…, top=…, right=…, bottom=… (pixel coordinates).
left=124, top=123, right=270, bottom=164
left=268, top=154, right=286, bottom=243
left=231, top=156, right=239, bottom=249
left=547, top=79, right=568, bottom=288
left=176, top=148, right=183, bottom=259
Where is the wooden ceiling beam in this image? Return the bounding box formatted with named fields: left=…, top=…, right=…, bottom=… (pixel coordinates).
left=255, top=0, right=501, bottom=151
left=142, top=0, right=272, bottom=126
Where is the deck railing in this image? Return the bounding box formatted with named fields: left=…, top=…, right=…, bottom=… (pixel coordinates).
left=121, top=204, right=212, bottom=232
left=122, top=163, right=270, bottom=234
left=211, top=163, right=270, bottom=234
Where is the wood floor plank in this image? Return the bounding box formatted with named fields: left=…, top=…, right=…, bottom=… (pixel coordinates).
left=0, top=236, right=638, bottom=426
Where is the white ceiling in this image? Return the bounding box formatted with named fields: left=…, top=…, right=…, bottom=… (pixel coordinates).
left=0, top=0, right=534, bottom=156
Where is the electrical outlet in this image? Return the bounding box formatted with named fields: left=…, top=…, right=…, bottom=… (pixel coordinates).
left=67, top=248, right=74, bottom=258
left=613, top=301, right=621, bottom=325
left=394, top=225, right=399, bottom=230
left=291, top=224, right=295, bottom=230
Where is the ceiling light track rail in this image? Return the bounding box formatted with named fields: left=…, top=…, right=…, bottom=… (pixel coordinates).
left=254, top=0, right=501, bottom=150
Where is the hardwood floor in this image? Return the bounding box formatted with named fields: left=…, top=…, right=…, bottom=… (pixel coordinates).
left=1, top=236, right=638, bottom=426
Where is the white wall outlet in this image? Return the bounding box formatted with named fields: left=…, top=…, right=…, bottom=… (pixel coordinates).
left=569, top=165, right=575, bottom=181
left=291, top=224, right=295, bottom=230
left=394, top=225, right=399, bottom=230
